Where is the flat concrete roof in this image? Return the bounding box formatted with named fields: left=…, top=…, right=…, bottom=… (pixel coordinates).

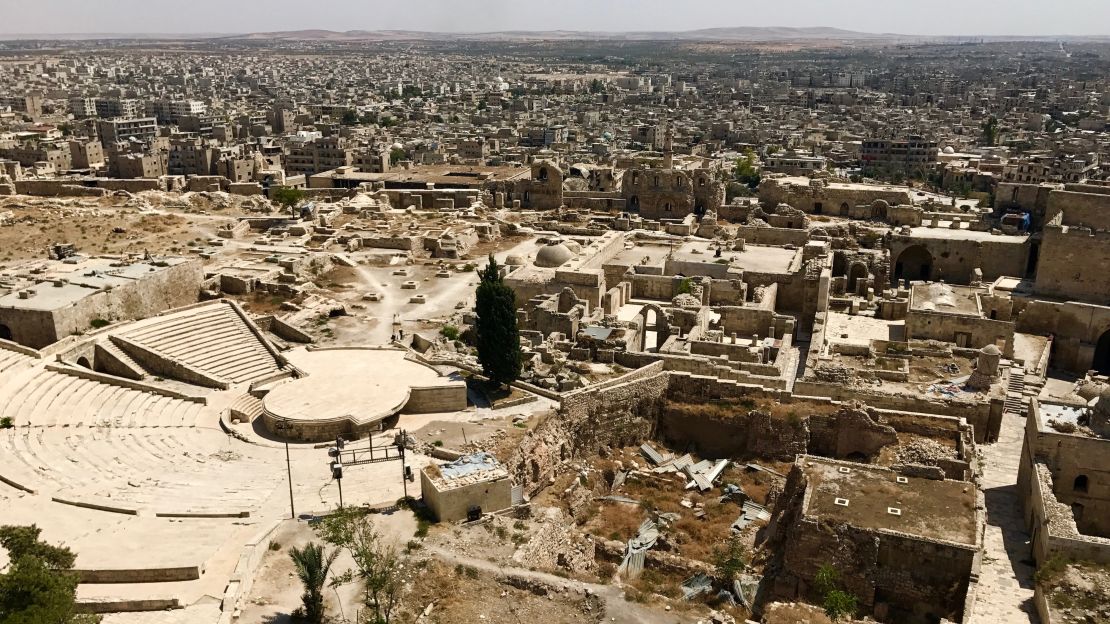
left=672, top=240, right=797, bottom=274
left=904, top=225, right=1027, bottom=242
left=801, top=456, right=977, bottom=546
left=0, top=257, right=191, bottom=311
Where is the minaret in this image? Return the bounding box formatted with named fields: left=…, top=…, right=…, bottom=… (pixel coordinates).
left=663, top=125, right=674, bottom=170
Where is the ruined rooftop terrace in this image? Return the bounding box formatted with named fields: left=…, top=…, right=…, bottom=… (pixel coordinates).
left=800, top=455, right=979, bottom=546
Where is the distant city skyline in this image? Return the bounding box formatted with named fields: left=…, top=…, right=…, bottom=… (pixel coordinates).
left=2, top=0, right=1110, bottom=37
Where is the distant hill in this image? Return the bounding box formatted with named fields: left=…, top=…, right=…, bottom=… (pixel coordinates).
left=2, top=28, right=1106, bottom=43
left=225, top=26, right=918, bottom=43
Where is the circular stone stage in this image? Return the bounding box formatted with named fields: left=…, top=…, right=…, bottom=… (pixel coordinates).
left=261, top=348, right=454, bottom=442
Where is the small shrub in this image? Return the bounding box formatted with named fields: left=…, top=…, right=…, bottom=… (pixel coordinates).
left=0, top=416, right=13, bottom=429
left=268, top=541, right=281, bottom=551
left=433, top=440, right=444, bottom=447
left=824, top=589, right=858, bottom=621
left=89, top=318, right=110, bottom=329
left=440, top=325, right=460, bottom=340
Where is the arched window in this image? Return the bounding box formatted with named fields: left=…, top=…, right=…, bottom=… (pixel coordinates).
left=537, top=167, right=548, bottom=182
left=1074, top=475, right=1089, bottom=493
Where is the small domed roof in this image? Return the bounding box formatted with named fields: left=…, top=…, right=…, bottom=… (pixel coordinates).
left=943, top=146, right=956, bottom=154
left=505, top=254, right=526, bottom=266
left=981, top=344, right=1001, bottom=356
left=534, top=242, right=574, bottom=268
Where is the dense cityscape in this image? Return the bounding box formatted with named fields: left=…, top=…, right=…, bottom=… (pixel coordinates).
left=0, top=14, right=1109, bottom=624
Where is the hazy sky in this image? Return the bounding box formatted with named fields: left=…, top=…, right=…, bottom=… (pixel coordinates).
left=2, top=0, right=1109, bottom=37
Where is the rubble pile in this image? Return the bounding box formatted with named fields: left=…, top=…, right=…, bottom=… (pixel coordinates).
left=894, top=438, right=952, bottom=466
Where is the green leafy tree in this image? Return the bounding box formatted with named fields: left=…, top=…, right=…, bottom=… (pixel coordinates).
left=341, top=109, right=360, bottom=126
left=0, top=524, right=99, bottom=623
left=734, top=149, right=761, bottom=190
left=316, top=509, right=403, bottom=624
left=981, top=116, right=999, bottom=146
left=474, top=255, right=522, bottom=387
left=389, top=147, right=407, bottom=166
left=289, top=542, right=339, bottom=623
left=272, top=187, right=305, bottom=214
left=589, top=79, right=605, bottom=94
left=711, top=533, right=746, bottom=583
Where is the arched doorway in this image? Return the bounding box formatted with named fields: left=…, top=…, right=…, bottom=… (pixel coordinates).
left=0, top=324, right=11, bottom=342
left=640, top=304, right=669, bottom=352
left=894, top=245, right=933, bottom=282
left=1094, top=330, right=1110, bottom=375
left=628, top=195, right=640, bottom=213
left=848, top=263, right=869, bottom=294
left=76, top=356, right=91, bottom=369
left=840, top=202, right=850, bottom=216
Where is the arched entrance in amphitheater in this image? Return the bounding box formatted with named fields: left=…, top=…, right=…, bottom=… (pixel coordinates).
left=0, top=324, right=11, bottom=342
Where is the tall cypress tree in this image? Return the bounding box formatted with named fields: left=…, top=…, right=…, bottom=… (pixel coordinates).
left=474, top=254, right=522, bottom=386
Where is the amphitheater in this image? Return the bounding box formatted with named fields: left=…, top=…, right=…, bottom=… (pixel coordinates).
left=0, top=299, right=451, bottom=622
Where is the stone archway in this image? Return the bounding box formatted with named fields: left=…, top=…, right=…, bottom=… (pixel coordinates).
left=840, top=202, right=850, bottom=216
left=894, top=245, right=933, bottom=282
left=1094, top=330, right=1110, bottom=375
left=640, top=304, right=669, bottom=352
left=628, top=195, right=640, bottom=213
left=76, top=356, right=91, bottom=369
left=0, top=324, right=11, bottom=342
left=847, top=262, right=869, bottom=294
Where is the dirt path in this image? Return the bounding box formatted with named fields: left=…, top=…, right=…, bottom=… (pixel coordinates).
left=423, top=545, right=696, bottom=624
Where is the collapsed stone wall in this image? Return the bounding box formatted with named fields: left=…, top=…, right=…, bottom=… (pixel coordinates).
left=508, top=364, right=668, bottom=494
left=656, top=400, right=897, bottom=462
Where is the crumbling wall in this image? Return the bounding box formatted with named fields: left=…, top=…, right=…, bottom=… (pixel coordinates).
left=657, top=400, right=897, bottom=462
left=508, top=363, right=668, bottom=494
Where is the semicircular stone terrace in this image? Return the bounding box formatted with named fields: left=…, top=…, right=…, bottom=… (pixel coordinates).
left=261, top=347, right=463, bottom=442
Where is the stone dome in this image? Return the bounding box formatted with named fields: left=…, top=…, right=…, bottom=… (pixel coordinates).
left=1075, top=380, right=1108, bottom=402
left=943, top=146, right=956, bottom=155
left=534, top=242, right=574, bottom=268
left=1097, top=386, right=1110, bottom=416
left=505, top=254, right=526, bottom=266
left=981, top=344, right=1002, bottom=356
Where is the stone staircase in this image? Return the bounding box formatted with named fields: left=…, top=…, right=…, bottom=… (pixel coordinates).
left=228, top=394, right=265, bottom=423
left=0, top=368, right=205, bottom=428
left=118, top=302, right=283, bottom=385
left=1003, top=365, right=1026, bottom=415
left=95, top=339, right=148, bottom=380
left=0, top=427, right=280, bottom=514
left=0, top=344, right=35, bottom=374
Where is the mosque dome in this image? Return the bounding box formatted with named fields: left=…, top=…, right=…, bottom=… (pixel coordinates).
left=534, top=241, right=574, bottom=268
left=943, top=146, right=956, bottom=155
left=505, top=254, right=526, bottom=266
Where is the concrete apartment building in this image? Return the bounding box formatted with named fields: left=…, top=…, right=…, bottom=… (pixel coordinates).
left=861, top=136, right=939, bottom=173
left=96, top=117, right=158, bottom=147
left=285, top=135, right=353, bottom=176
